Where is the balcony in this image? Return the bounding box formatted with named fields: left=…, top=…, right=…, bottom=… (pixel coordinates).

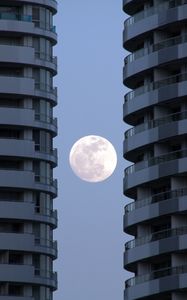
left=125, top=72, right=187, bottom=102
left=125, top=148, right=187, bottom=176
left=125, top=226, right=187, bottom=250
left=32, top=20, right=56, bottom=33
left=35, top=82, right=57, bottom=95
left=125, top=111, right=187, bottom=138
left=35, top=207, right=57, bottom=228
left=0, top=263, right=57, bottom=290
left=124, top=0, right=186, bottom=29
left=125, top=34, right=187, bottom=65
left=35, top=113, right=57, bottom=130
left=35, top=238, right=57, bottom=258
left=35, top=268, right=57, bottom=289
left=125, top=187, right=187, bottom=213
left=35, top=51, right=57, bottom=68
left=125, top=264, right=187, bottom=288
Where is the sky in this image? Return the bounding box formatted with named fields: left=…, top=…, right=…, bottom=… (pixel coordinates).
left=53, top=1, right=130, bottom=299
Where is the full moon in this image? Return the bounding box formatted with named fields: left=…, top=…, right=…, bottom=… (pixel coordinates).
left=69, top=135, right=117, bottom=182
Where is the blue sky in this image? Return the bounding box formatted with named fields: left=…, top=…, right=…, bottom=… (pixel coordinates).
left=53, top=1, right=129, bottom=299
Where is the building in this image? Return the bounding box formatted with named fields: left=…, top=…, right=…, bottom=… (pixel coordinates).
left=0, top=0, right=58, bottom=299
left=123, top=0, right=187, bottom=299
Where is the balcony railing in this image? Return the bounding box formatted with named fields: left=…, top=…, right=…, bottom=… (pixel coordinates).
left=35, top=82, right=57, bottom=95
left=124, top=0, right=187, bottom=28
left=125, top=148, right=187, bottom=175
left=125, top=187, right=187, bottom=213
left=125, top=72, right=187, bottom=102
left=35, top=206, right=57, bottom=221
left=125, top=226, right=187, bottom=250
left=125, top=110, right=187, bottom=138
left=35, top=144, right=57, bottom=158
left=125, top=264, right=187, bottom=288
left=0, top=263, right=56, bottom=281
left=125, top=34, right=187, bottom=64
left=32, top=20, right=56, bottom=33
left=0, top=41, right=57, bottom=65
left=35, top=238, right=57, bottom=252
left=0, top=12, right=56, bottom=34
left=35, top=268, right=57, bottom=281
left=35, top=113, right=57, bottom=128
left=35, top=51, right=57, bottom=65
left=34, top=175, right=57, bottom=188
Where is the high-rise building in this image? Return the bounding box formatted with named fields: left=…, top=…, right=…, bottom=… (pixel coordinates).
left=123, top=0, right=187, bottom=299
left=0, top=1, right=58, bottom=299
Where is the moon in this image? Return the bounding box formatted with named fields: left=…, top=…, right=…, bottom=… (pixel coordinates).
left=69, top=135, right=117, bottom=182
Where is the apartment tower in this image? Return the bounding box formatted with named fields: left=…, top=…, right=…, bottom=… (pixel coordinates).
left=123, top=0, right=187, bottom=299
left=0, top=0, right=58, bottom=299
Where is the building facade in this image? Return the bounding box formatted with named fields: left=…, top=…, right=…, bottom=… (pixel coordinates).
left=0, top=0, right=58, bottom=299
left=123, top=0, right=187, bottom=299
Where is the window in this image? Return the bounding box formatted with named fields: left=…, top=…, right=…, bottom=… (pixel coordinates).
left=0, top=191, right=22, bottom=201
left=9, top=284, right=23, bottom=296
left=0, top=160, right=21, bottom=170
left=0, top=129, right=20, bottom=139
left=9, top=252, right=23, bottom=264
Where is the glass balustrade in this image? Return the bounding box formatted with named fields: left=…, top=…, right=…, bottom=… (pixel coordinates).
left=125, top=111, right=187, bottom=138
left=125, top=264, right=187, bottom=288
left=125, top=148, right=187, bottom=175
left=125, top=187, right=187, bottom=212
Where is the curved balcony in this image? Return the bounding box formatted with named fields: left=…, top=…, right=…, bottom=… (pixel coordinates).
left=0, top=170, right=57, bottom=197
left=0, top=138, right=57, bottom=167
left=124, top=229, right=187, bottom=272
left=0, top=264, right=57, bottom=290
left=124, top=83, right=187, bottom=125
left=125, top=111, right=187, bottom=139
left=125, top=187, right=187, bottom=214
left=125, top=265, right=187, bottom=299
left=0, top=16, right=57, bottom=45
left=125, top=73, right=187, bottom=103
left=125, top=34, right=187, bottom=65
left=125, top=226, right=187, bottom=251
left=124, top=42, right=187, bottom=87
left=0, top=12, right=56, bottom=35
left=35, top=51, right=57, bottom=74
left=0, top=201, right=57, bottom=228
left=124, top=189, right=187, bottom=235
left=35, top=82, right=57, bottom=104
left=0, top=232, right=57, bottom=258
left=35, top=147, right=58, bottom=167
left=35, top=238, right=57, bottom=258
left=125, top=148, right=187, bottom=176
left=35, top=113, right=57, bottom=136
left=124, top=0, right=185, bottom=29
left=123, top=3, right=187, bottom=51
left=35, top=268, right=57, bottom=290
left=124, top=113, right=187, bottom=159
left=0, top=74, right=57, bottom=105
left=124, top=151, right=187, bottom=198
left=0, top=45, right=57, bottom=74
left=35, top=207, right=58, bottom=228
left=0, top=108, right=57, bottom=136
left=35, top=175, right=58, bottom=196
